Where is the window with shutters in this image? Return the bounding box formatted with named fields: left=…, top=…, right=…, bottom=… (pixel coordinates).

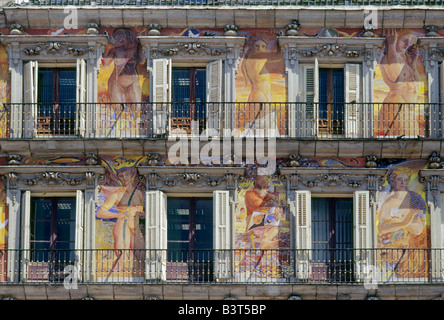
left=21, top=191, right=84, bottom=283
left=299, top=63, right=362, bottom=138
left=150, top=58, right=223, bottom=136
left=23, top=60, right=87, bottom=137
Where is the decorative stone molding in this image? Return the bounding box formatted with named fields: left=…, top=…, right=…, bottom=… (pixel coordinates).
left=9, top=23, right=24, bottom=35
left=85, top=153, right=99, bottom=166
left=425, top=25, right=439, bottom=37
left=0, top=166, right=105, bottom=190
left=287, top=154, right=301, bottom=167
left=279, top=37, right=385, bottom=66
left=365, top=155, right=378, bottom=168
left=224, top=24, right=239, bottom=37
left=7, top=154, right=22, bottom=166
left=428, top=151, right=441, bottom=169
left=139, top=36, right=246, bottom=66
left=86, top=23, right=100, bottom=35
left=280, top=167, right=386, bottom=193
left=285, top=20, right=300, bottom=36
left=138, top=166, right=245, bottom=191
left=147, top=23, right=162, bottom=36
left=2, top=35, right=108, bottom=64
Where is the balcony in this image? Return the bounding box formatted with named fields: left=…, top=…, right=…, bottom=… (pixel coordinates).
left=0, top=248, right=442, bottom=284
left=1, top=102, right=442, bottom=140
left=16, top=0, right=444, bottom=6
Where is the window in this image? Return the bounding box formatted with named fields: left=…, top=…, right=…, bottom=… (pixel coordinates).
left=37, top=68, right=77, bottom=135
left=150, top=59, right=222, bottom=135
left=319, top=68, right=344, bottom=135
left=23, top=59, right=87, bottom=137
left=28, top=197, right=76, bottom=281
left=300, top=63, right=361, bottom=138
left=167, top=197, right=213, bottom=281
left=171, top=68, right=207, bottom=133
left=311, top=197, right=353, bottom=282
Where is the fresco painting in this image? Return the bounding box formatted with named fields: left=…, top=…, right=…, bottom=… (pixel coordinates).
left=376, top=160, right=430, bottom=280
left=234, top=174, right=291, bottom=282
left=373, top=29, right=428, bottom=138
left=0, top=43, right=10, bottom=139
left=97, top=27, right=150, bottom=137
left=95, top=156, right=147, bottom=282
left=235, top=30, right=287, bottom=137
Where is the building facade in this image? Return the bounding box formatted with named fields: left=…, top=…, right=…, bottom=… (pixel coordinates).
left=0, top=0, right=443, bottom=300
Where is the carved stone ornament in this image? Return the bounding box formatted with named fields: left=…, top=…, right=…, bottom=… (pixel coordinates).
left=86, top=23, right=100, bottom=35
left=365, top=155, right=378, bottom=168
left=23, top=41, right=93, bottom=57
left=9, top=23, right=24, bottom=35
left=428, top=152, right=442, bottom=169
left=7, top=154, right=22, bottom=166
left=224, top=24, right=239, bottom=37
left=147, top=23, right=162, bottom=36
left=285, top=20, right=300, bottom=36
left=151, top=42, right=233, bottom=57
left=425, top=25, right=439, bottom=37
left=287, top=154, right=301, bottom=167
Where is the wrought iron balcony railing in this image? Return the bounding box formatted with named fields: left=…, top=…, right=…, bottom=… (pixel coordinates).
left=1, top=102, right=442, bottom=140
left=0, top=248, right=443, bottom=284
left=16, top=0, right=444, bottom=6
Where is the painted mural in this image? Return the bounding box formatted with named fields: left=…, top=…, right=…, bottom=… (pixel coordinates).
left=95, top=156, right=147, bottom=282
left=97, top=27, right=150, bottom=137
left=376, top=160, right=430, bottom=280
left=234, top=173, right=291, bottom=282
left=0, top=42, right=10, bottom=139
left=235, top=29, right=287, bottom=137
left=374, top=29, right=428, bottom=138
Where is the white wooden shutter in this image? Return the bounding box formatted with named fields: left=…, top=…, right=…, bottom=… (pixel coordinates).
left=345, top=63, right=361, bottom=138
left=23, top=61, right=38, bottom=138
left=299, top=63, right=318, bottom=137
left=206, top=60, right=223, bottom=134
left=151, top=58, right=170, bottom=136
left=76, top=58, right=87, bottom=137
left=213, top=190, right=231, bottom=280
left=21, top=190, right=31, bottom=281
left=75, top=190, right=84, bottom=281
left=353, top=191, right=370, bottom=280
left=145, top=190, right=167, bottom=281
left=294, top=190, right=311, bottom=279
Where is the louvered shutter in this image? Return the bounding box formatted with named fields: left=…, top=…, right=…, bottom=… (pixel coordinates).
left=75, top=190, right=84, bottom=281
left=206, top=60, right=222, bottom=134
left=23, top=61, right=38, bottom=138
left=299, top=63, right=318, bottom=137
left=353, top=191, right=371, bottom=280
left=151, top=59, right=170, bottom=136
left=294, top=190, right=311, bottom=279
left=76, top=59, right=87, bottom=137
left=145, top=190, right=167, bottom=281
left=21, top=191, right=31, bottom=281
left=213, top=190, right=231, bottom=280
left=345, top=63, right=361, bottom=138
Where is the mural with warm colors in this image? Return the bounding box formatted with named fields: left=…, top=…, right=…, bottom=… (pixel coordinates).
left=376, top=160, right=430, bottom=280
left=234, top=29, right=287, bottom=136
left=234, top=172, right=291, bottom=281
left=97, top=27, right=150, bottom=137
left=95, top=156, right=147, bottom=281
left=373, top=29, right=429, bottom=138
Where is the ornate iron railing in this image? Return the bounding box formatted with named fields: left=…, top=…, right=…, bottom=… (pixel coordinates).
left=0, top=248, right=442, bottom=284
left=1, top=102, right=442, bottom=140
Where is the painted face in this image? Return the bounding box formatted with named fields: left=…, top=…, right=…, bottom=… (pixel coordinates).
left=255, top=175, right=269, bottom=189
left=396, top=34, right=412, bottom=53
left=117, top=170, right=133, bottom=185
left=253, top=40, right=267, bottom=53
left=113, top=29, right=129, bottom=47
left=393, top=173, right=409, bottom=191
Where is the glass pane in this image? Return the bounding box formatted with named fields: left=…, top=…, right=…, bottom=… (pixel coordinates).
left=167, top=198, right=191, bottom=249
left=58, top=69, right=77, bottom=119
left=195, top=198, right=213, bottom=250
left=195, top=69, right=207, bottom=120
left=311, top=198, right=329, bottom=262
